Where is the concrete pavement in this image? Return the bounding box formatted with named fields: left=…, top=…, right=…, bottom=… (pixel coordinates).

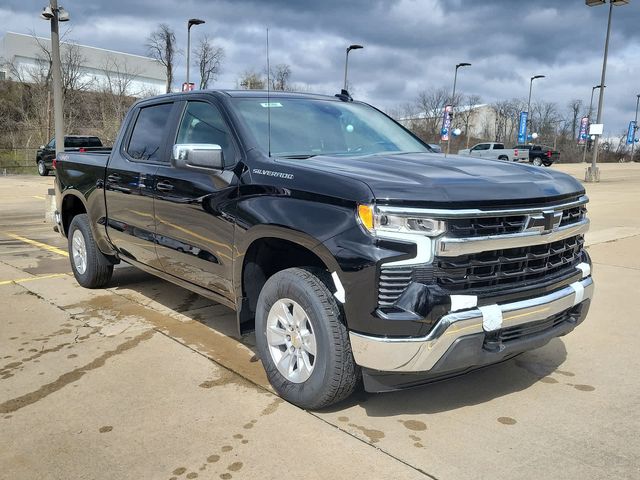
left=1, top=163, right=639, bottom=479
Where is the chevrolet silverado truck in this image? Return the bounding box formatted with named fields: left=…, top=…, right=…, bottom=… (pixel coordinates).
left=54, top=90, right=593, bottom=409
left=458, top=142, right=530, bottom=162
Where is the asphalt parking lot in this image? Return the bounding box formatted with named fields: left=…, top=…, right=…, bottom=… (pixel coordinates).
left=1, top=163, right=640, bottom=480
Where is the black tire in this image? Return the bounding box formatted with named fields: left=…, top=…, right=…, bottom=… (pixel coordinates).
left=37, top=160, right=48, bottom=176
left=532, top=157, right=543, bottom=167
left=497, top=155, right=509, bottom=161
left=68, top=214, right=114, bottom=288
left=255, top=267, right=359, bottom=409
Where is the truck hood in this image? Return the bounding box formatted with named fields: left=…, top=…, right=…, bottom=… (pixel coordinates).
left=279, top=152, right=584, bottom=207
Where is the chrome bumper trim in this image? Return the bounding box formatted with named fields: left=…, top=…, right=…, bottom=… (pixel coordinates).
left=376, top=195, right=588, bottom=218
left=435, top=219, right=589, bottom=257
left=350, top=275, right=594, bottom=373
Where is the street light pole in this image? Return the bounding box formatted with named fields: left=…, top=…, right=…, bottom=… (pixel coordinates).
left=526, top=75, right=545, bottom=144
left=186, top=18, right=205, bottom=90
left=632, top=94, right=640, bottom=162
left=585, top=0, right=629, bottom=182
left=582, top=84, right=604, bottom=163
left=40, top=0, right=67, bottom=156
left=446, top=62, right=471, bottom=156
left=343, top=44, right=363, bottom=92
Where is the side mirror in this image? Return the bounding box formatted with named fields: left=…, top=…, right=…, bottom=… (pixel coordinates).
left=172, top=144, right=224, bottom=171
left=39, top=145, right=45, bottom=150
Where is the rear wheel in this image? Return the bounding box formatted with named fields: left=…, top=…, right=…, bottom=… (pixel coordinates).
left=255, top=267, right=359, bottom=409
left=532, top=157, right=543, bottom=166
left=68, top=214, right=114, bottom=288
left=37, top=160, right=48, bottom=176
left=497, top=155, right=509, bottom=161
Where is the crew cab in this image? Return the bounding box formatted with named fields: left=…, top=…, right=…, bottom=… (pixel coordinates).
left=36, top=135, right=105, bottom=176
left=515, top=144, right=560, bottom=167
left=54, top=90, right=593, bottom=409
left=458, top=142, right=529, bottom=162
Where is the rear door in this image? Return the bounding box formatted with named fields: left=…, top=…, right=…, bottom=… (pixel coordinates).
left=104, top=101, right=178, bottom=268
left=153, top=98, right=240, bottom=301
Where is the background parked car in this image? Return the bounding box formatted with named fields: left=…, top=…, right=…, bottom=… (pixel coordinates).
left=457, top=142, right=529, bottom=162
left=515, top=144, right=560, bottom=167
left=36, top=135, right=104, bottom=176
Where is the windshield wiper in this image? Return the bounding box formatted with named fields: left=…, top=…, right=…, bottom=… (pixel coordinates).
left=278, top=154, right=318, bottom=159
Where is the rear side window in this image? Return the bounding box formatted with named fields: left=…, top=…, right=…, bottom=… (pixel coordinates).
left=127, top=103, right=173, bottom=162
left=494, top=143, right=505, bottom=149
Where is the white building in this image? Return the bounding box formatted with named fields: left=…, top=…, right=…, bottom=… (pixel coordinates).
left=0, top=32, right=166, bottom=96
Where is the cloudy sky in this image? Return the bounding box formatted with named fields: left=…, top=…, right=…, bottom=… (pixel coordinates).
left=2, top=0, right=639, bottom=136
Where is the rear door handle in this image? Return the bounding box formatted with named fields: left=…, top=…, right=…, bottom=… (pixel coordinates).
left=107, top=173, right=121, bottom=183
left=156, top=180, right=174, bottom=192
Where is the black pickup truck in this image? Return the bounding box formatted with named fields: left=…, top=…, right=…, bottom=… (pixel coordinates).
left=54, top=90, right=593, bottom=409
left=36, top=135, right=105, bottom=176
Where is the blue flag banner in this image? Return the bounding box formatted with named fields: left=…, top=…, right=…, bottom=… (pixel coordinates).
left=441, top=105, right=452, bottom=141
left=627, top=121, right=637, bottom=145
left=518, top=112, right=528, bottom=144
left=578, top=116, right=589, bottom=145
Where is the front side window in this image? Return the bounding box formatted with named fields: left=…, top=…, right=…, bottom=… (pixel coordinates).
left=176, top=101, right=236, bottom=163
left=127, top=103, right=173, bottom=162
left=474, top=144, right=490, bottom=151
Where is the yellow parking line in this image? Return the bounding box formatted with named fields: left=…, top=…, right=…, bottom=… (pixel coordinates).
left=5, top=233, right=68, bottom=257
left=32, top=195, right=46, bottom=200
left=0, top=273, right=69, bottom=286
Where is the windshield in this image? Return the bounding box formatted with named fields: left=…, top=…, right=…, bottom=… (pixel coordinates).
left=231, top=97, right=430, bottom=158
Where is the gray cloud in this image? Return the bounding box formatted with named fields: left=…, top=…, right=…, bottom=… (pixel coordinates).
left=2, top=0, right=639, bottom=136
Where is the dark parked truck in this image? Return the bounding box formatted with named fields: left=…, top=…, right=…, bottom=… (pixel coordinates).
left=55, top=90, right=594, bottom=409
left=36, top=135, right=105, bottom=176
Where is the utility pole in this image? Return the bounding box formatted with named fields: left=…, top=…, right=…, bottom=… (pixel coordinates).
left=582, top=85, right=603, bottom=164
left=48, top=0, right=65, bottom=156
left=446, top=62, right=471, bottom=156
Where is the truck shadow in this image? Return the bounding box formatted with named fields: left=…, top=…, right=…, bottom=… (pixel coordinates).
left=324, top=340, right=569, bottom=416
left=107, top=264, right=570, bottom=414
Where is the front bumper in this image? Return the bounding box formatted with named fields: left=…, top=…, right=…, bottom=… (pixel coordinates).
left=350, top=273, right=593, bottom=377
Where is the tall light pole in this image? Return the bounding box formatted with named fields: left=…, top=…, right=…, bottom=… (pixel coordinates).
left=186, top=18, right=205, bottom=90
left=582, top=84, right=604, bottom=163
left=526, top=75, right=545, bottom=144
left=585, top=0, right=629, bottom=182
left=40, top=1, right=69, bottom=156
left=343, top=44, right=363, bottom=92
left=446, top=62, right=471, bottom=156
left=632, top=94, right=640, bottom=162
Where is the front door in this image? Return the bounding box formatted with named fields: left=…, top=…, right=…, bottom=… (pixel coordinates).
left=104, top=101, right=176, bottom=269
left=153, top=100, right=239, bottom=301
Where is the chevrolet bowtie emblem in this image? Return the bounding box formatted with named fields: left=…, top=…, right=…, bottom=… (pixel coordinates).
left=525, top=211, right=563, bottom=233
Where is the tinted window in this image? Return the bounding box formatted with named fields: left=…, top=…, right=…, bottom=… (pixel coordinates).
left=474, top=144, right=490, bottom=151
left=176, top=102, right=236, bottom=163
left=494, top=143, right=505, bottom=149
left=127, top=103, right=173, bottom=162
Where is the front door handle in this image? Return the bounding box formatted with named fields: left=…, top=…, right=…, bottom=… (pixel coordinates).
left=156, top=180, right=174, bottom=192
left=107, top=173, right=121, bottom=183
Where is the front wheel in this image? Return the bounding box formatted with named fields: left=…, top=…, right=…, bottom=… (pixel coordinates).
left=255, top=268, right=359, bottom=409
left=68, top=214, right=114, bottom=288
left=37, top=160, right=48, bottom=176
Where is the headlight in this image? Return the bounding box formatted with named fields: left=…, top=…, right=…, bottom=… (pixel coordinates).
left=357, top=204, right=446, bottom=237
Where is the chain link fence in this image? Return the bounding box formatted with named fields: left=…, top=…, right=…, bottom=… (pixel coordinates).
left=0, top=148, right=39, bottom=175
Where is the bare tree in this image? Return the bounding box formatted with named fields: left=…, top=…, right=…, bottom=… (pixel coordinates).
left=146, top=24, right=176, bottom=93
left=413, top=87, right=450, bottom=142
left=195, top=35, right=224, bottom=90
left=456, top=94, right=482, bottom=148
left=270, top=63, right=291, bottom=91
left=567, top=99, right=583, bottom=141
left=238, top=70, right=266, bottom=90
